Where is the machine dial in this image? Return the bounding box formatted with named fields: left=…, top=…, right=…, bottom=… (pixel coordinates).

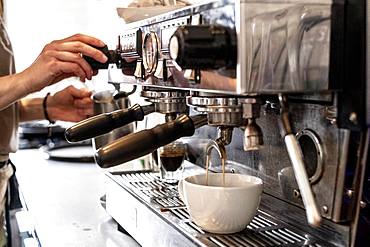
left=169, top=35, right=179, bottom=61
left=142, top=32, right=159, bottom=74
left=169, top=25, right=236, bottom=69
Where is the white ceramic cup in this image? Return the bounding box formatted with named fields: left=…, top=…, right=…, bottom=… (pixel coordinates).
left=178, top=173, right=263, bottom=234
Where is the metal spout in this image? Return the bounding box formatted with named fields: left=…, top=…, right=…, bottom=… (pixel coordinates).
left=244, top=118, right=264, bottom=151
left=165, top=113, right=178, bottom=122
left=217, top=126, right=233, bottom=145
left=241, top=98, right=263, bottom=151
left=205, top=132, right=228, bottom=185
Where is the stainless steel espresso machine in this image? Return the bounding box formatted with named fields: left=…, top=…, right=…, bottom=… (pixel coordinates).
left=65, top=0, right=369, bottom=246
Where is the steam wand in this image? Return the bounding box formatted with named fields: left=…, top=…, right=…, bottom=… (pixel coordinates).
left=278, top=94, right=322, bottom=227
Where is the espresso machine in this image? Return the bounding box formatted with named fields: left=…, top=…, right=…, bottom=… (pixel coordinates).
left=65, top=0, right=369, bottom=246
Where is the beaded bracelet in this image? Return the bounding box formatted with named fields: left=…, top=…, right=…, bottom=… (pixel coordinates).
left=43, top=93, right=55, bottom=124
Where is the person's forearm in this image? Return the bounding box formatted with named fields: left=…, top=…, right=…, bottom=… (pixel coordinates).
left=19, top=97, right=44, bottom=122
left=0, top=70, right=34, bottom=110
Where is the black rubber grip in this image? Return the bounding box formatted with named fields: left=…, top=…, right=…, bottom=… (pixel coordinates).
left=83, top=45, right=118, bottom=70
left=65, top=104, right=145, bottom=142
left=95, top=114, right=195, bottom=168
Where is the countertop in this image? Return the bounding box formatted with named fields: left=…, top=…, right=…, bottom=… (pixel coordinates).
left=10, top=148, right=141, bottom=247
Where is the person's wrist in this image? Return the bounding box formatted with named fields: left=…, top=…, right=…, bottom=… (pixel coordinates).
left=16, top=70, right=36, bottom=97
left=20, top=68, right=42, bottom=94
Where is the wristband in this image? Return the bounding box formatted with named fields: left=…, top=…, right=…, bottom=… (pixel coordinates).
left=43, top=93, right=55, bottom=124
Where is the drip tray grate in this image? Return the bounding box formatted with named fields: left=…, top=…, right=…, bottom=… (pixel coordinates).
left=119, top=172, right=185, bottom=207
left=176, top=210, right=314, bottom=246
left=117, top=172, right=323, bottom=247
left=207, top=228, right=309, bottom=247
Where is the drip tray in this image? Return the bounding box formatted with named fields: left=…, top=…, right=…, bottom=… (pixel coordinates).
left=106, top=170, right=327, bottom=247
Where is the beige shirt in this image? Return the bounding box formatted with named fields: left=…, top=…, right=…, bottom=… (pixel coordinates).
left=0, top=5, right=18, bottom=245
left=0, top=15, right=19, bottom=161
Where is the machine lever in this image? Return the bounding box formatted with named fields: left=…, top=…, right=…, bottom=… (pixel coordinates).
left=278, top=94, right=322, bottom=227
left=65, top=104, right=154, bottom=142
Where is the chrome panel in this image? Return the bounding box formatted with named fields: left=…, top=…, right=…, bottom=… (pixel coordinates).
left=118, top=0, right=332, bottom=94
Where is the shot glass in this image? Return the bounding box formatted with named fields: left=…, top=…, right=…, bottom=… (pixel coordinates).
left=158, top=141, right=186, bottom=184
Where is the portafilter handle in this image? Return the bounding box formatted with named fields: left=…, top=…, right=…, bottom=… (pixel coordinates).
left=65, top=104, right=155, bottom=143
left=95, top=114, right=207, bottom=168
left=278, top=94, right=322, bottom=227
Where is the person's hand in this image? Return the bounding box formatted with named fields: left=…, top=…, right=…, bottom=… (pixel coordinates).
left=23, top=34, right=107, bottom=93
left=46, top=85, right=94, bottom=122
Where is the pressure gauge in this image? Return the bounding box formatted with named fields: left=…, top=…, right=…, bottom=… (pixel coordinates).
left=142, top=32, right=159, bottom=74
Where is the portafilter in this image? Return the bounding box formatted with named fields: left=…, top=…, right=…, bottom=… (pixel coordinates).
left=95, top=114, right=207, bottom=168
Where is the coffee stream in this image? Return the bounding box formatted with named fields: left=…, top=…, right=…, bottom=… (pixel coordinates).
left=205, top=144, right=226, bottom=187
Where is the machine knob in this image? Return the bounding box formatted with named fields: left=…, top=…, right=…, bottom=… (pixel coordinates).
left=83, top=45, right=119, bottom=70
left=169, top=25, right=236, bottom=69
left=83, top=45, right=136, bottom=71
